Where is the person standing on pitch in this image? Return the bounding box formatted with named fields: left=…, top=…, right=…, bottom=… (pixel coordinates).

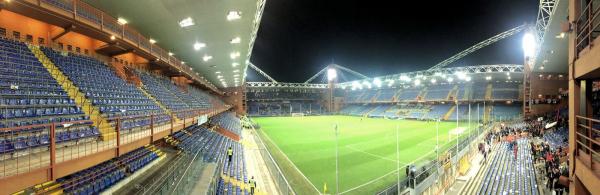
left=249, top=176, right=257, bottom=195
left=227, top=147, right=233, bottom=163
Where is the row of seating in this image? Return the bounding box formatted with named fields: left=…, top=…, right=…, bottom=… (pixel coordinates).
left=477, top=139, right=538, bottom=195
left=0, top=38, right=91, bottom=133
left=247, top=101, right=324, bottom=116
left=169, top=125, right=248, bottom=186
left=55, top=146, right=160, bottom=195
left=343, top=82, right=521, bottom=103
left=340, top=103, right=508, bottom=121
left=42, top=47, right=165, bottom=120
left=210, top=112, right=242, bottom=137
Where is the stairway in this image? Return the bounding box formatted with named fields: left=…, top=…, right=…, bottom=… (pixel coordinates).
left=484, top=84, right=493, bottom=100
left=443, top=105, right=456, bottom=120
left=447, top=85, right=459, bottom=100
left=28, top=45, right=116, bottom=140
left=460, top=144, right=501, bottom=195
left=138, top=85, right=181, bottom=122
left=484, top=105, right=493, bottom=122
left=418, top=87, right=428, bottom=101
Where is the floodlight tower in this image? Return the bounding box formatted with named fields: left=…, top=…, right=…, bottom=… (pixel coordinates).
left=522, top=30, right=537, bottom=116
left=326, top=65, right=337, bottom=112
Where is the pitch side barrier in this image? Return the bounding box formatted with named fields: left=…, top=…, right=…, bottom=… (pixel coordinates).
left=376, top=123, right=495, bottom=195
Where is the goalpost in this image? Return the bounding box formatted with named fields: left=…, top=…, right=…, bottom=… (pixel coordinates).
left=291, top=112, right=305, bottom=117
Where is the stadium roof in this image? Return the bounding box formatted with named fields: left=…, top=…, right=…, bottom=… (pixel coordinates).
left=84, top=0, right=265, bottom=88
left=533, top=0, right=568, bottom=73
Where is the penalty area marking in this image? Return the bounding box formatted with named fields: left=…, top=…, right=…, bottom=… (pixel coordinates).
left=338, top=145, right=438, bottom=194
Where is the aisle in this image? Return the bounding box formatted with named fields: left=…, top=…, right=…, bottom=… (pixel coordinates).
left=242, top=128, right=280, bottom=195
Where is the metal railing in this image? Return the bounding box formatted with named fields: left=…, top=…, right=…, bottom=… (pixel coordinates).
left=12, top=0, right=220, bottom=92
left=575, top=115, right=600, bottom=170
left=376, top=125, right=490, bottom=195
left=575, top=0, right=600, bottom=55
left=248, top=119, right=295, bottom=195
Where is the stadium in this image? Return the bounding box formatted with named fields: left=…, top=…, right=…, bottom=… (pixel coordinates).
left=0, top=0, right=597, bottom=195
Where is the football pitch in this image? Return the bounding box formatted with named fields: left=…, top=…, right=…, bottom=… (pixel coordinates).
left=253, top=115, right=478, bottom=195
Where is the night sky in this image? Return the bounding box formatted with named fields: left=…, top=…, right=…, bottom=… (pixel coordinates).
left=248, top=0, right=539, bottom=83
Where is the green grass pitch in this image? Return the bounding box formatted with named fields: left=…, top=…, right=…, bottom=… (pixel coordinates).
left=253, top=115, right=477, bottom=195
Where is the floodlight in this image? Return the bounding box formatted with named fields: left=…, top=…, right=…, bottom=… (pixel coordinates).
left=447, top=77, right=454, bottom=82
left=414, top=79, right=421, bottom=86
left=149, top=39, right=156, bottom=44
left=454, top=71, right=467, bottom=80
left=227, top=11, right=242, bottom=21
left=373, top=78, right=382, bottom=87
left=522, top=32, right=537, bottom=57
left=431, top=79, right=436, bottom=84
left=327, top=68, right=337, bottom=81
left=117, top=17, right=128, bottom=25
left=203, top=55, right=212, bottom=61
left=179, top=17, right=194, bottom=27
left=362, top=81, right=372, bottom=88
left=485, top=76, right=492, bottom=80
left=230, top=37, right=241, bottom=44
left=230, top=51, right=240, bottom=59
left=465, top=76, right=472, bottom=82
left=194, top=42, right=206, bottom=50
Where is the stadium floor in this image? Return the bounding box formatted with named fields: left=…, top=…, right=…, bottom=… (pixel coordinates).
left=253, top=115, right=477, bottom=195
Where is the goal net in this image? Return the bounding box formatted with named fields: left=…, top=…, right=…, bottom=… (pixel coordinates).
left=291, top=113, right=305, bottom=117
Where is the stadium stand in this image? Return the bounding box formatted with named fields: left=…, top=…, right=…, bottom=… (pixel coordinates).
left=477, top=139, right=538, bottom=195
left=490, top=104, right=522, bottom=120
left=210, top=111, right=242, bottom=137
left=492, top=83, right=520, bottom=100
left=424, top=84, right=452, bottom=100
left=376, top=88, right=398, bottom=102
left=0, top=38, right=98, bottom=155
left=32, top=145, right=162, bottom=194
left=168, top=125, right=248, bottom=194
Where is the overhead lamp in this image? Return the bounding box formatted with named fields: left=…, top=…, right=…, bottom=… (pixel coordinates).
left=465, top=77, right=472, bottom=82
left=194, top=42, right=206, bottom=50
left=203, top=55, right=212, bottom=62
left=233, top=74, right=240, bottom=77
left=179, top=17, right=194, bottom=28
left=168, top=52, right=174, bottom=56
left=215, top=71, right=221, bottom=74
left=414, top=79, right=421, bottom=86
left=233, top=69, right=239, bottom=73
left=447, top=77, right=454, bottom=82
left=540, top=65, right=545, bottom=70
left=555, top=32, right=565, bottom=39
left=110, top=35, right=116, bottom=40
left=226, top=11, right=242, bottom=21
left=149, top=39, right=156, bottom=44
left=232, top=62, right=239, bottom=67
left=430, top=78, right=436, bottom=84
left=230, top=51, right=240, bottom=59
left=230, top=37, right=241, bottom=44
left=485, top=76, right=492, bottom=80
left=117, top=17, right=128, bottom=25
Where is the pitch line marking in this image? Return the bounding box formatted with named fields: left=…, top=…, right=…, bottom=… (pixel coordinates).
left=257, top=128, right=322, bottom=194
left=345, top=145, right=406, bottom=164
left=339, top=146, right=437, bottom=194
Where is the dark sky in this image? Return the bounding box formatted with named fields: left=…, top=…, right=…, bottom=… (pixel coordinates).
left=249, top=0, right=539, bottom=83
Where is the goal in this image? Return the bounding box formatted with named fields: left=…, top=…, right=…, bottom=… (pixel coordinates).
left=291, top=113, right=305, bottom=117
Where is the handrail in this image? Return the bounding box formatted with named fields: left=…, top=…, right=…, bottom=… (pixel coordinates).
left=0, top=120, right=92, bottom=132
left=575, top=0, right=600, bottom=55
